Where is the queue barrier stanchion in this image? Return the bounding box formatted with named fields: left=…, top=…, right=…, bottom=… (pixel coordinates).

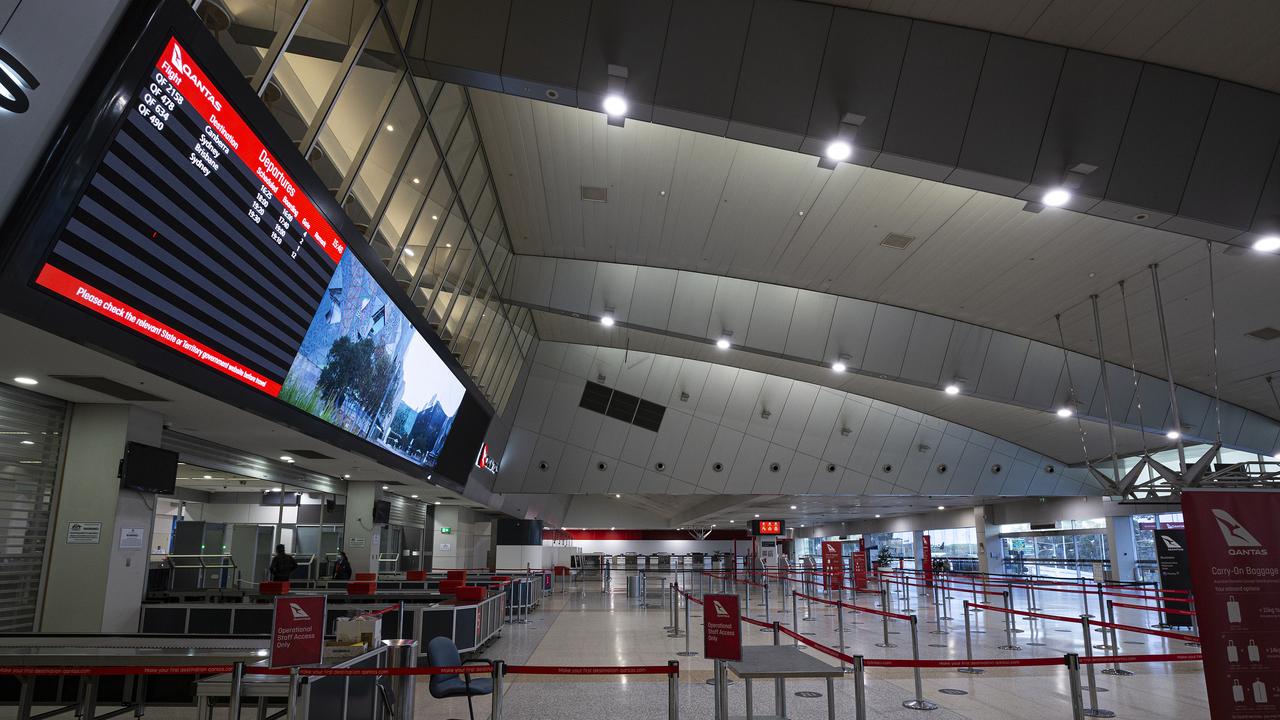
left=228, top=661, right=244, bottom=720
left=852, top=655, right=868, bottom=720
left=877, top=586, right=897, bottom=648
left=491, top=660, right=505, bottom=720
left=792, top=591, right=800, bottom=647
left=902, top=615, right=938, bottom=711
left=286, top=667, right=300, bottom=720
left=668, top=660, right=680, bottom=720
left=958, top=600, right=982, bottom=674
left=1101, top=601, right=1133, bottom=677
left=998, top=591, right=1021, bottom=650
left=836, top=598, right=848, bottom=671
left=1079, top=615, right=1115, bottom=718
left=678, top=590, right=697, bottom=657
left=1067, top=654, right=1086, bottom=720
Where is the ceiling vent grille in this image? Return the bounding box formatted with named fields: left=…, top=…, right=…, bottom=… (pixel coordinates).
left=580, top=185, right=608, bottom=202
left=578, top=381, right=665, bottom=432
left=1246, top=326, right=1280, bottom=341
left=879, top=232, right=916, bottom=249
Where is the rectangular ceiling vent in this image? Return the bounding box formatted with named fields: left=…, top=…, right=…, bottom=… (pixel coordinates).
left=1246, top=326, right=1280, bottom=341
left=580, top=185, right=608, bottom=203
left=285, top=449, right=335, bottom=460
left=578, top=381, right=665, bottom=432
left=49, top=375, right=168, bottom=402
left=879, top=232, right=916, bottom=249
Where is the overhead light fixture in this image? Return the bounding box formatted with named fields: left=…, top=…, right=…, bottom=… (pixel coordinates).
left=431, top=214, right=438, bottom=221
left=754, top=514, right=760, bottom=518
left=729, top=520, right=735, bottom=523
left=385, top=124, right=394, bottom=132
left=445, top=243, right=452, bottom=248
left=1166, top=430, right=1181, bottom=440
left=435, top=501, right=441, bottom=505
left=203, top=474, right=212, bottom=479
left=601, top=306, right=616, bottom=327
left=610, top=526, right=615, bottom=531
left=789, top=505, right=797, bottom=510
left=944, top=383, right=961, bottom=395
left=716, top=332, right=733, bottom=350
left=412, top=177, right=420, bottom=184
left=937, top=505, right=946, bottom=510
left=12, top=377, right=37, bottom=386
left=1040, top=162, right=1097, bottom=209
left=403, top=248, right=415, bottom=257
left=382, top=485, right=389, bottom=490
left=1253, top=235, right=1280, bottom=253
left=1056, top=407, right=1074, bottom=418
left=603, top=64, right=629, bottom=127
left=615, top=493, right=621, bottom=499
left=343, top=474, right=351, bottom=479
left=832, top=354, right=850, bottom=373
left=817, top=112, right=865, bottom=169
left=20, top=440, right=34, bottom=445
left=279, top=455, right=293, bottom=462
left=874, top=514, right=881, bottom=518
left=411, top=494, right=419, bottom=499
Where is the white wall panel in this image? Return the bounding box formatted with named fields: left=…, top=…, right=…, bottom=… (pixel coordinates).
left=511, top=255, right=556, bottom=306
left=673, top=417, right=718, bottom=483
left=668, top=271, right=718, bottom=337
left=709, top=277, right=759, bottom=345
left=785, top=290, right=837, bottom=361
left=550, top=258, right=597, bottom=314
left=590, top=262, right=638, bottom=321
left=726, top=435, right=770, bottom=493
left=629, top=266, right=679, bottom=328
left=900, top=313, right=954, bottom=386
left=746, top=284, right=798, bottom=353
left=824, top=297, right=877, bottom=368
left=754, top=445, right=795, bottom=494
left=594, top=416, right=632, bottom=458
left=553, top=446, right=592, bottom=492
left=862, top=305, right=915, bottom=377
left=695, top=365, right=739, bottom=422
left=799, top=390, right=843, bottom=457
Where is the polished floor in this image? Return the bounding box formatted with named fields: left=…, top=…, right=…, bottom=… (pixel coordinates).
left=420, top=572, right=1209, bottom=719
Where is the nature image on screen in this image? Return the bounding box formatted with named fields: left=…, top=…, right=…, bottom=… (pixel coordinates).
left=280, top=251, right=465, bottom=467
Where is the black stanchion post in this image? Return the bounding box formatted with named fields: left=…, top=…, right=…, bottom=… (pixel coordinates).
left=668, top=661, right=679, bottom=720
left=958, top=600, right=982, bottom=674
left=853, top=655, right=868, bottom=720
left=902, top=615, right=938, bottom=711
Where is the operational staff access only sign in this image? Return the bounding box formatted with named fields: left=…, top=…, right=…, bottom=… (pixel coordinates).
left=702, top=593, right=742, bottom=661
left=1184, top=489, right=1280, bottom=719
left=270, top=595, right=326, bottom=668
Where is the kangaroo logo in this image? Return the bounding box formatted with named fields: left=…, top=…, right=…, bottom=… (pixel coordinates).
left=288, top=602, right=310, bottom=620
left=711, top=600, right=729, bottom=617
left=1160, top=535, right=1183, bottom=551
left=0, top=47, right=39, bottom=114
left=1214, top=509, right=1267, bottom=556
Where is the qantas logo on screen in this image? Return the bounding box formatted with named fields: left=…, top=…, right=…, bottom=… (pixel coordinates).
left=1159, top=535, right=1183, bottom=551
left=1213, top=509, right=1267, bottom=555
left=170, top=44, right=221, bottom=112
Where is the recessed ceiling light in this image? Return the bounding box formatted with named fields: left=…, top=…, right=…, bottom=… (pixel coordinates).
left=831, top=361, right=847, bottom=373
left=716, top=337, right=731, bottom=350
left=412, top=177, right=420, bottom=184
left=382, top=485, right=389, bottom=490
left=12, top=377, right=37, bottom=386
left=1253, top=235, right=1280, bottom=253
left=729, top=520, right=735, bottom=523
left=615, top=493, right=621, bottom=498
left=434, top=501, right=441, bottom=505
left=754, top=514, right=760, bottom=518
left=403, top=248, right=415, bottom=257
left=203, top=474, right=212, bottom=479
left=431, top=214, right=438, bottom=221
left=944, top=384, right=960, bottom=395
left=602, top=94, right=627, bottom=117
left=20, top=440, right=34, bottom=445
left=445, top=243, right=452, bottom=248
left=610, top=526, right=615, bottom=531
left=874, top=514, right=881, bottom=518
left=1166, top=430, right=1181, bottom=440
left=789, top=505, right=797, bottom=510
left=279, top=455, right=293, bottom=462
left=711, top=524, right=716, bottom=527
left=385, top=124, right=394, bottom=132
left=824, top=140, right=852, bottom=162
left=411, top=494, right=418, bottom=498
left=1056, top=407, right=1073, bottom=418
left=937, top=505, right=946, bottom=510
left=600, top=315, right=615, bottom=327
left=1042, top=188, right=1070, bottom=207
left=343, top=474, right=351, bottom=479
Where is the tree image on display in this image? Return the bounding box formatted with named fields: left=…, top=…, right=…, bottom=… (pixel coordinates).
left=280, top=252, right=465, bottom=467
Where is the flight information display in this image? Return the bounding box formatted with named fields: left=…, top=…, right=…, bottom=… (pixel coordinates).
left=31, top=34, right=469, bottom=469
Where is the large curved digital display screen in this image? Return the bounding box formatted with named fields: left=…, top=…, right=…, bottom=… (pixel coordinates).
left=30, top=34, right=468, bottom=469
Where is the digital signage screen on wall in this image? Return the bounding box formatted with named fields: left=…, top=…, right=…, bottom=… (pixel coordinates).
left=0, top=0, right=490, bottom=481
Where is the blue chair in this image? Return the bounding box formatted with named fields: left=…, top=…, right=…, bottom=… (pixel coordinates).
left=426, top=637, right=493, bottom=720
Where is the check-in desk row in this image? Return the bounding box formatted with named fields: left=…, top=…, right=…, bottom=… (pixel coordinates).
left=139, top=590, right=506, bottom=655
left=0, top=634, right=389, bottom=720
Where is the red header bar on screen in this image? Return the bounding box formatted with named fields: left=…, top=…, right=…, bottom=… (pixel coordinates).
left=35, top=265, right=281, bottom=396
left=157, top=37, right=344, bottom=266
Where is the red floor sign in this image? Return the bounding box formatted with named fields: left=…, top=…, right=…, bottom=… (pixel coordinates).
left=271, top=595, right=326, bottom=668
left=703, top=594, right=742, bottom=661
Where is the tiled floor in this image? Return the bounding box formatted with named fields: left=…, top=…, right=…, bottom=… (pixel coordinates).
left=418, top=573, right=1209, bottom=720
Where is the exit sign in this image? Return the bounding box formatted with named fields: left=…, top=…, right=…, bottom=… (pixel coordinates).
left=440, top=527, right=452, bottom=535
left=753, top=520, right=785, bottom=536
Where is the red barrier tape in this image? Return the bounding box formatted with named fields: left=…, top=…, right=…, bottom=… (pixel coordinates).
left=794, top=591, right=912, bottom=621
left=864, top=657, right=1066, bottom=669
left=0, top=665, right=486, bottom=677
left=778, top=625, right=855, bottom=665
left=0, top=665, right=237, bottom=677
left=1079, top=653, right=1202, bottom=665
left=1087, top=619, right=1200, bottom=643
left=1110, top=601, right=1197, bottom=616
left=742, top=616, right=772, bottom=629
left=505, top=665, right=676, bottom=676
left=365, top=603, right=402, bottom=617
left=967, top=602, right=1081, bottom=625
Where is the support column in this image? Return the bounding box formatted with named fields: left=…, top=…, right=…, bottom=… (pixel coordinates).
left=41, top=404, right=163, bottom=632
left=430, top=506, right=461, bottom=570
left=974, top=506, right=1003, bottom=575
left=342, top=483, right=382, bottom=574
left=1106, top=516, right=1137, bottom=583
left=912, top=530, right=924, bottom=571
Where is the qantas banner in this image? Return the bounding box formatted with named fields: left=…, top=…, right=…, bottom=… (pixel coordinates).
left=922, top=535, right=934, bottom=588
left=1183, top=490, right=1280, bottom=719
left=270, top=595, right=326, bottom=668
left=822, top=541, right=843, bottom=590
left=1154, top=528, right=1195, bottom=627
left=702, top=594, right=742, bottom=661
left=851, top=547, right=868, bottom=591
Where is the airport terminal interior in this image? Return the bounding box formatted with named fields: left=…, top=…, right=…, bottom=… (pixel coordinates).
left=3, top=0, right=1280, bottom=718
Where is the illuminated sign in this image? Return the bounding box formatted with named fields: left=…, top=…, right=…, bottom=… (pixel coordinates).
left=753, top=519, right=784, bottom=536
left=440, top=527, right=452, bottom=535
left=475, top=443, right=498, bottom=474
left=0, top=47, right=39, bottom=114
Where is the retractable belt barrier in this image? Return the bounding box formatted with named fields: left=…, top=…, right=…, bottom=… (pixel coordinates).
left=1110, top=600, right=1196, bottom=615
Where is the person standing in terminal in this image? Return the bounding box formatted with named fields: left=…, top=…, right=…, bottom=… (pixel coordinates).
left=332, top=550, right=353, bottom=580
left=269, top=544, right=298, bottom=581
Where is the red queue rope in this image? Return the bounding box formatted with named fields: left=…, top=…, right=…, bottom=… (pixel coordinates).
left=1087, top=618, right=1199, bottom=643
left=875, top=567, right=1191, bottom=599
left=871, top=566, right=1189, bottom=595
left=0, top=663, right=679, bottom=678
left=506, top=665, right=676, bottom=676
left=967, top=602, right=1082, bottom=625
left=792, top=590, right=913, bottom=622
left=742, top=616, right=773, bottom=629
left=1079, top=652, right=1201, bottom=665
left=1110, top=600, right=1196, bottom=616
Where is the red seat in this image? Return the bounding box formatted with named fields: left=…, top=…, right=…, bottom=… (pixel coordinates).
left=405, top=570, right=427, bottom=581
left=453, top=586, right=485, bottom=603
left=439, top=579, right=464, bottom=595
left=346, top=581, right=377, bottom=595
left=446, top=570, right=468, bottom=583
left=355, top=572, right=378, bottom=582
left=259, top=581, right=290, bottom=595
left=490, top=575, right=511, bottom=583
